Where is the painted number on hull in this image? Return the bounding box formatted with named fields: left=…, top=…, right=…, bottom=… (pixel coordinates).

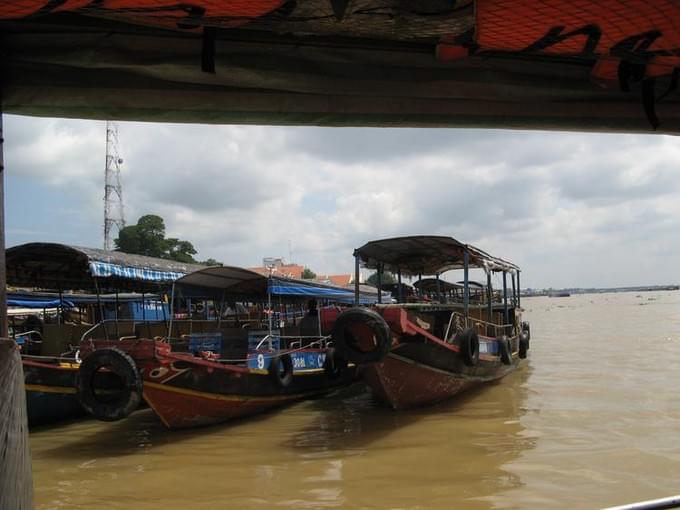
left=257, top=354, right=265, bottom=370
left=293, top=356, right=306, bottom=369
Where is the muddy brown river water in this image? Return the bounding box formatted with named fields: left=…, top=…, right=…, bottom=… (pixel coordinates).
left=30, top=291, right=680, bottom=509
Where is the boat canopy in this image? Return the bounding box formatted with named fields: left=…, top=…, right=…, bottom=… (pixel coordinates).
left=7, top=295, right=75, bottom=309
left=413, top=278, right=464, bottom=293
left=6, top=242, right=202, bottom=292
left=354, top=236, right=519, bottom=276
left=174, top=266, right=385, bottom=304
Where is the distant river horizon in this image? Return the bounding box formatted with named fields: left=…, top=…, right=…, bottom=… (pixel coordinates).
left=30, top=291, right=680, bottom=509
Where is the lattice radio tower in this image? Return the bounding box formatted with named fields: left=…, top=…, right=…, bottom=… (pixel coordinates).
left=103, top=121, right=125, bottom=251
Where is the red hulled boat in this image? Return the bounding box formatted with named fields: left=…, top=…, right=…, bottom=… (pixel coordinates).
left=75, top=266, right=378, bottom=429
left=321, top=236, right=531, bottom=409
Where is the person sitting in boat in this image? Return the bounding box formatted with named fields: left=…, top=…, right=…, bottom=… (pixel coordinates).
left=299, top=299, right=320, bottom=340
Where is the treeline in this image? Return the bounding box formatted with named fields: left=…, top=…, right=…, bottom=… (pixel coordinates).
left=114, top=214, right=221, bottom=266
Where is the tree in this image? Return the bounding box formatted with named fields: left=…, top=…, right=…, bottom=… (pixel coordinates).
left=115, top=214, right=166, bottom=258
left=301, top=268, right=317, bottom=279
left=165, top=238, right=197, bottom=263
left=200, top=258, right=223, bottom=267
left=366, top=271, right=396, bottom=287
left=114, top=214, right=197, bottom=263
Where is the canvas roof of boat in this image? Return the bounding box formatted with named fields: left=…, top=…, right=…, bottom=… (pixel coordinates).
left=354, top=236, right=519, bottom=275
left=413, top=278, right=464, bottom=292
left=5, top=242, right=202, bottom=292
left=175, top=266, right=385, bottom=304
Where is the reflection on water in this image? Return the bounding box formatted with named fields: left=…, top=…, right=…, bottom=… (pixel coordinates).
left=31, top=291, right=680, bottom=509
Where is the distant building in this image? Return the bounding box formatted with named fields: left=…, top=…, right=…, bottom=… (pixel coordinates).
left=315, top=274, right=354, bottom=286
left=249, top=257, right=305, bottom=279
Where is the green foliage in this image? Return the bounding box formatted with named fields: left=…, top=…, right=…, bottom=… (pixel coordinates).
left=301, top=268, right=317, bottom=279
left=366, top=271, right=396, bottom=287
left=114, top=214, right=197, bottom=263
left=200, top=258, right=223, bottom=267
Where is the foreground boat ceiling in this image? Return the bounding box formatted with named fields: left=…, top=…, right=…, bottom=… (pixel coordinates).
left=1, top=1, right=679, bottom=132
left=354, top=236, right=519, bottom=275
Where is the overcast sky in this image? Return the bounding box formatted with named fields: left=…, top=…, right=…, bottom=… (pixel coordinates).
left=5, top=114, right=680, bottom=289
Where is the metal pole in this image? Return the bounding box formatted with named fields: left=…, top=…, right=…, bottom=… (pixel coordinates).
left=354, top=252, right=360, bottom=306
left=502, top=271, right=509, bottom=335
left=115, top=290, right=120, bottom=339
left=463, top=250, right=469, bottom=320
left=168, top=283, right=175, bottom=338
left=94, top=278, right=108, bottom=340
left=512, top=271, right=517, bottom=307
left=517, top=271, right=521, bottom=308
left=267, top=277, right=273, bottom=334
left=436, top=273, right=441, bottom=303
left=158, top=284, right=168, bottom=331
left=217, top=289, right=225, bottom=328
left=397, top=269, right=403, bottom=303
left=486, top=270, right=493, bottom=337
left=57, top=288, right=63, bottom=325
left=377, top=263, right=383, bottom=304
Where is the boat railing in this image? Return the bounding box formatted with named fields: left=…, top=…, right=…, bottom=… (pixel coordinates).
left=79, top=319, right=166, bottom=343
left=445, top=311, right=515, bottom=341
left=256, top=333, right=331, bottom=351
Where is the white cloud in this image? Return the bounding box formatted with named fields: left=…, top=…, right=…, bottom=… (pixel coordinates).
left=5, top=115, right=680, bottom=289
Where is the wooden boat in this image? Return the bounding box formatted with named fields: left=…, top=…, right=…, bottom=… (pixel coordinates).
left=6, top=242, right=201, bottom=425
left=320, top=235, right=531, bottom=409
left=76, top=266, right=381, bottom=429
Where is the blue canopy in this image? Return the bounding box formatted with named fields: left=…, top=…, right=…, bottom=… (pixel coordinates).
left=174, top=266, right=385, bottom=304
left=89, top=261, right=185, bottom=283
left=268, top=278, right=384, bottom=304
left=7, top=297, right=74, bottom=309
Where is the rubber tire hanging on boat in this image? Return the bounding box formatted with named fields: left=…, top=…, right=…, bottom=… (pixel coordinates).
left=519, top=332, right=529, bottom=359
left=269, top=353, right=294, bottom=388
left=331, top=308, right=391, bottom=364
left=458, top=329, right=479, bottom=367
left=499, top=337, right=512, bottom=365
left=323, top=347, right=348, bottom=380
left=76, top=347, right=143, bottom=422
left=521, top=322, right=531, bottom=342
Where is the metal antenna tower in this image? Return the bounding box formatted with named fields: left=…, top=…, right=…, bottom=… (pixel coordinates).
left=103, top=121, right=125, bottom=251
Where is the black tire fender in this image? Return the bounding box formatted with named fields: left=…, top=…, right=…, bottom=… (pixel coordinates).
left=458, top=328, right=479, bottom=367
left=76, top=347, right=142, bottom=422
left=269, top=353, right=294, bottom=388
left=499, top=337, right=512, bottom=365
left=521, top=321, right=531, bottom=342
left=519, top=332, right=529, bottom=359
left=331, top=308, right=391, bottom=364
left=323, top=347, right=348, bottom=381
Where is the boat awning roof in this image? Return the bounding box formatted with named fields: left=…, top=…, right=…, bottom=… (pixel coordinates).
left=354, top=236, right=519, bottom=275
left=5, top=242, right=202, bottom=292
left=413, top=278, right=464, bottom=292
left=174, top=266, right=385, bottom=304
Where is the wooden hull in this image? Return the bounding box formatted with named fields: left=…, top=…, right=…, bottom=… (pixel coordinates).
left=22, top=358, right=85, bottom=426
left=81, top=339, right=356, bottom=430
left=142, top=379, right=331, bottom=429
left=362, top=346, right=520, bottom=409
